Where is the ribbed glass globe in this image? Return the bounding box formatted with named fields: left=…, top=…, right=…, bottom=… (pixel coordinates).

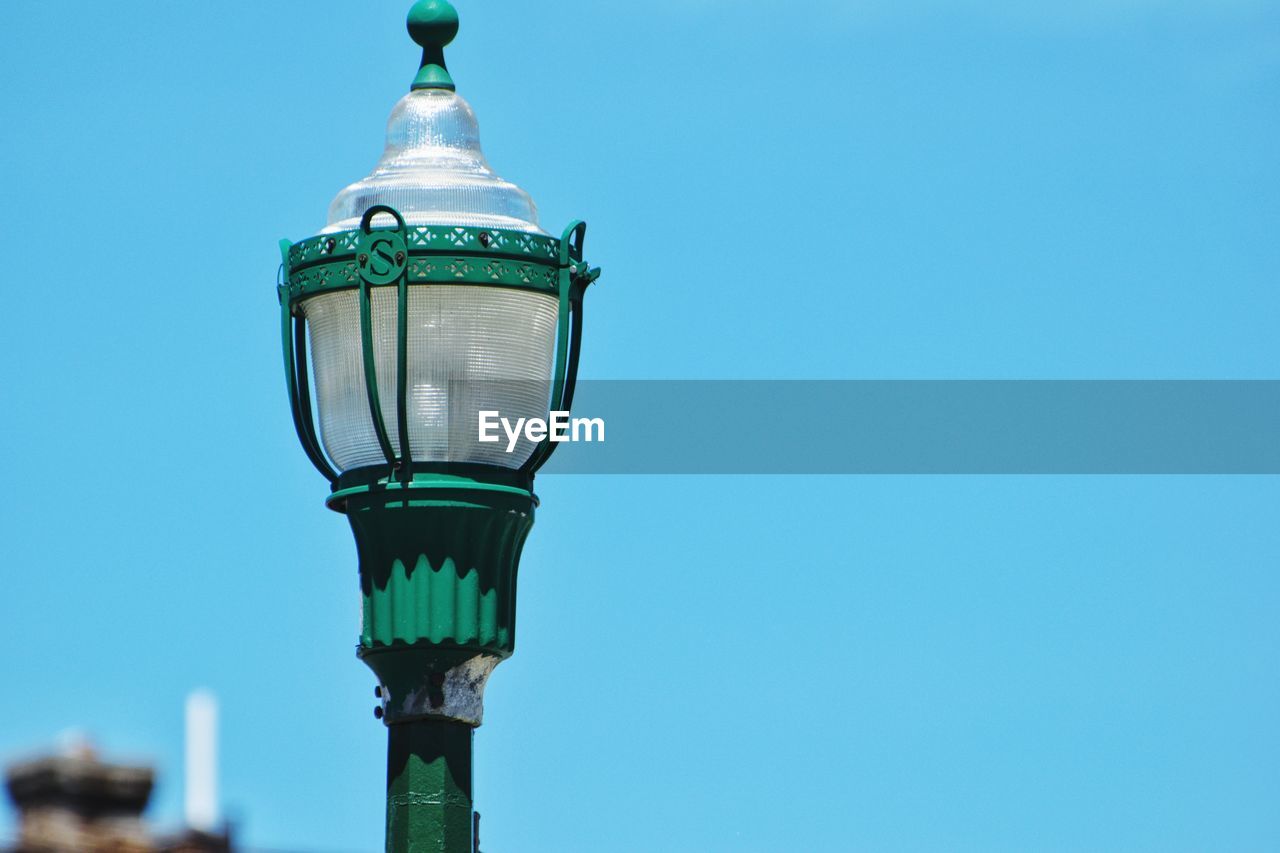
left=325, top=89, right=543, bottom=234
left=304, top=89, right=556, bottom=472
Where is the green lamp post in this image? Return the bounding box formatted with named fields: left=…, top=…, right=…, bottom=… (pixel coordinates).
left=275, top=2, right=601, bottom=849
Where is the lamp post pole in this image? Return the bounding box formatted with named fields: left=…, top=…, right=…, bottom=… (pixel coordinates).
left=275, top=3, right=601, bottom=850
left=387, top=720, right=474, bottom=849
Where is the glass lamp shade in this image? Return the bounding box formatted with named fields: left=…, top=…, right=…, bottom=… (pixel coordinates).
left=304, top=287, right=556, bottom=470
left=304, top=88, right=556, bottom=472
left=326, top=89, right=541, bottom=234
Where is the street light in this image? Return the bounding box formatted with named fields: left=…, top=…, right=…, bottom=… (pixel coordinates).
left=275, top=2, right=601, bottom=849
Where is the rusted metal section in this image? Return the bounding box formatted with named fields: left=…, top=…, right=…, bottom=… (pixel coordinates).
left=371, top=654, right=499, bottom=727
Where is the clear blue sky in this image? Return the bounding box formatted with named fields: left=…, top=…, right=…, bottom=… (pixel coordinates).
left=2, top=1, right=1278, bottom=850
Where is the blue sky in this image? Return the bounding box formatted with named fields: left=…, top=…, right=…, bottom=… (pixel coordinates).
left=1, top=1, right=1277, bottom=851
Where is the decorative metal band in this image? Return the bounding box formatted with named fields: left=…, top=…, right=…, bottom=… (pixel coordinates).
left=284, top=225, right=562, bottom=302
left=290, top=225, right=558, bottom=268
left=286, top=254, right=560, bottom=299
left=327, top=479, right=537, bottom=513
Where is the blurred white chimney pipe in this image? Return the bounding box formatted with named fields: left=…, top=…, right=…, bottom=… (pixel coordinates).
left=184, top=690, right=219, bottom=832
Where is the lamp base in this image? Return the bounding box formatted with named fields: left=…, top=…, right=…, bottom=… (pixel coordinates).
left=338, top=466, right=536, bottom=726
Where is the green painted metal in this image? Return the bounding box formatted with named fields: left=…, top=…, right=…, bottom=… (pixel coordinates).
left=329, top=480, right=535, bottom=512
left=548, top=225, right=579, bottom=430
left=355, top=217, right=410, bottom=288
left=278, top=240, right=338, bottom=484
left=522, top=221, right=601, bottom=474
left=407, top=0, right=460, bottom=92
left=394, top=248, right=413, bottom=484
left=356, top=208, right=407, bottom=472
left=283, top=225, right=561, bottom=300
left=353, top=206, right=414, bottom=481
left=328, top=464, right=536, bottom=511
left=289, top=254, right=559, bottom=298
left=347, top=479, right=532, bottom=659
left=387, top=720, right=473, bottom=852
left=363, top=555, right=506, bottom=649
left=288, top=226, right=559, bottom=269
left=358, top=283, right=397, bottom=469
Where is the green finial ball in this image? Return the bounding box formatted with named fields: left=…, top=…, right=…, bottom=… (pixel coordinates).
left=407, top=0, right=459, bottom=50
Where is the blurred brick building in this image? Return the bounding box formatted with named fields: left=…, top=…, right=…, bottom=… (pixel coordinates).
left=4, top=742, right=232, bottom=853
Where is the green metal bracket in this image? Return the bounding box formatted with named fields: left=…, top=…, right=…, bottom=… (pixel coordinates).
left=278, top=240, right=339, bottom=485
left=356, top=206, right=413, bottom=484
left=522, top=221, right=601, bottom=474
